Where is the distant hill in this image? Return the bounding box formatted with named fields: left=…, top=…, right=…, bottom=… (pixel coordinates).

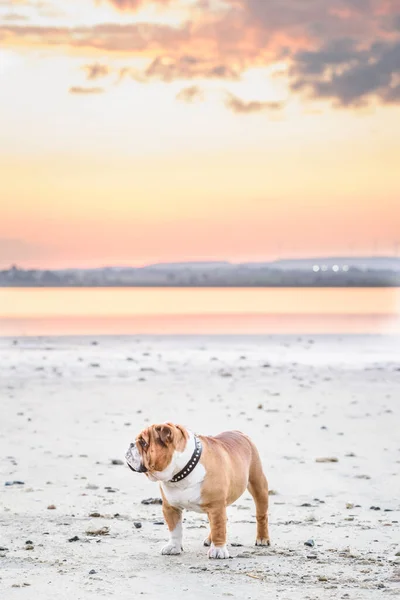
left=1, top=257, right=400, bottom=287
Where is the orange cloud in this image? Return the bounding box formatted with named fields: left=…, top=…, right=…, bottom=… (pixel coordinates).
left=69, top=86, right=104, bottom=94
left=224, top=92, right=284, bottom=114
left=176, top=85, right=204, bottom=103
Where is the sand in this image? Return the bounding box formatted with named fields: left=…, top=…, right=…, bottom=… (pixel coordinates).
left=1, top=334, right=400, bottom=599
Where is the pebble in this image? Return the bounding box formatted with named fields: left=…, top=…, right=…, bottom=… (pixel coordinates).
left=315, top=457, right=338, bottom=463
left=141, top=497, right=162, bottom=505
left=68, top=536, right=80, bottom=542
left=5, top=481, right=25, bottom=486
left=304, top=539, right=315, bottom=547
left=134, top=522, right=142, bottom=529
left=111, top=459, right=124, bottom=465
left=89, top=512, right=102, bottom=518
left=370, top=506, right=381, bottom=511
left=47, top=504, right=56, bottom=510
left=153, top=521, right=164, bottom=526
left=89, top=569, right=96, bottom=575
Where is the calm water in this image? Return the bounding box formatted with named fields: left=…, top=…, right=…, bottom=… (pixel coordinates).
left=0, top=287, right=399, bottom=336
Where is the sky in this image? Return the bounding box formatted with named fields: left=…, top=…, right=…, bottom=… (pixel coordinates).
left=0, top=0, right=399, bottom=268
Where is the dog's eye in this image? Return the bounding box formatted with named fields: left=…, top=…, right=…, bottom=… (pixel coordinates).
left=139, top=438, right=148, bottom=449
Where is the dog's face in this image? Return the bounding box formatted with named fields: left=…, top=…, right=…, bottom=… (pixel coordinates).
left=126, top=422, right=188, bottom=482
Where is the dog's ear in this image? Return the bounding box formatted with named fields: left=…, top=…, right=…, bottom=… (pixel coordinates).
left=155, top=424, right=174, bottom=445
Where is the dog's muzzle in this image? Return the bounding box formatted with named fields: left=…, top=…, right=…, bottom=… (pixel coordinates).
left=126, top=443, right=148, bottom=473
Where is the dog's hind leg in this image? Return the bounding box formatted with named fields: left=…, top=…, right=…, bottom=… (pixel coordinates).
left=247, top=448, right=270, bottom=546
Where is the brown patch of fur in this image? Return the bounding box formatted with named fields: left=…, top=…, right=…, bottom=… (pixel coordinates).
left=135, top=423, right=188, bottom=474
left=199, top=430, right=270, bottom=547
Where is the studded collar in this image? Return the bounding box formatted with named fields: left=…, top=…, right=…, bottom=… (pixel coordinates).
left=169, top=435, right=202, bottom=483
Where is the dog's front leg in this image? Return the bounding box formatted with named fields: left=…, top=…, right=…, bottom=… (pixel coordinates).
left=161, top=497, right=183, bottom=555
left=207, top=505, right=229, bottom=559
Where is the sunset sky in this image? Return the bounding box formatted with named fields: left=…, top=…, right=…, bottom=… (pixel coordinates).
left=1, top=0, right=399, bottom=268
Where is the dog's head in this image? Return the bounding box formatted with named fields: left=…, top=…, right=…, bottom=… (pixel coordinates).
left=125, top=422, right=188, bottom=482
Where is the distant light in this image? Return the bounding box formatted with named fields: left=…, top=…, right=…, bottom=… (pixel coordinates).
left=342, top=265, right=349, bottom=272
left=313, top=265, right=320, bottom=272
left=321, top=265, right=328, bottom=272
left=332, top=265, right=339, bottom=272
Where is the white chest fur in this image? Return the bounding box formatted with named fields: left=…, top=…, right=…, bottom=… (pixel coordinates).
left=161, top=463, right=206, bottom=513
left=159, top=431, right=206, bottom=513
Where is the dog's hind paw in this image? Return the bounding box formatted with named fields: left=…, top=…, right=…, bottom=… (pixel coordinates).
left=255, top=538, right=270, bottom=546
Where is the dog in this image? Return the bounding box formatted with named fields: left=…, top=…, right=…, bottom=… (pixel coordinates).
left=125, top=422, right=270, bottom=559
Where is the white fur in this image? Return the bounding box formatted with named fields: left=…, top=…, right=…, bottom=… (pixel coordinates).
left=208, top=544, right=230, bottom=559
left=161, top=520, right=183, bottom=555
left=125, top=444, right=142, bottom=471
left=159, top=431, right=206, bottom=513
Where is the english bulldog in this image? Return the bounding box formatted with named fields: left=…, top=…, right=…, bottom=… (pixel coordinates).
left=125, top=422, right=270, bottom=559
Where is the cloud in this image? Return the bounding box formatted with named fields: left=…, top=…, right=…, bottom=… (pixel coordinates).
left=224, top=92, right=284, bottom=114
left=69, top=86, right=104, bottom=94
left=1, top=0, right=400, bottom=109
left=124, top=55, right=240, bottom=83
left=83, top=63, right=110, bottom=81
left=0, top=22, right=192, bottom=54
left=176, top=85, right=204, bottom=103
left=104, top=0, right=172, bottom=10
left=1, top=12, right=29, bottom=20
left=290, top=39, right=400, bottom=106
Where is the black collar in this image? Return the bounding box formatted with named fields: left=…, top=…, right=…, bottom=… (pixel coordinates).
left=169, top=435, right=202, bottom=483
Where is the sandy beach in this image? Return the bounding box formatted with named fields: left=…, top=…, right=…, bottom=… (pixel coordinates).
left=1, top=334, right=399, bottom=599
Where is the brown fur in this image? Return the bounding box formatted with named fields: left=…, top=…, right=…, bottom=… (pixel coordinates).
left=198, top=431, right=270, bottom=546
left=136, top=423, right=188, bottom=475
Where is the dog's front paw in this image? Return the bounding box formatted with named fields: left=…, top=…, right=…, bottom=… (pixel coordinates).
left=255, top=538, right=270, bottom=546
left=161, top=543, right=182, bottom=555
left=208, top=544, right=230, bottom=559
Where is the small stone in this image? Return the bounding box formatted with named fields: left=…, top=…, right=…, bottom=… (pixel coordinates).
left=68, top=536, right=79, bottom=542
left=111, top=459, right=124, bottom=465
left=307, top=553, right=317, bottom=559
left=268, top=490, right=278, bottom=496
left=153, top=521, right=164, bottom=525
left=318, top=575, right=328, bottom=582
left=346, top=503, right=355, bottom=509
left=257, top=404, right=263, bottom=410
left=5, top=480, right=24, bottom=486
left=134, top=522, right=142, bottom=529
left=89, top=569, right=96, bottom=575
left=47, top=504, right=56, bottom=510
left=304, top=539, right=315, bottom=547
left=25, top=544, right=34, bottom=550
left=141, top=497, right=162, bottom=505
left=370, top=506, right=381, bottom=511
left=315, top=457, right=338, bottom=463
left=89, top=512, right=102, bottom=518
